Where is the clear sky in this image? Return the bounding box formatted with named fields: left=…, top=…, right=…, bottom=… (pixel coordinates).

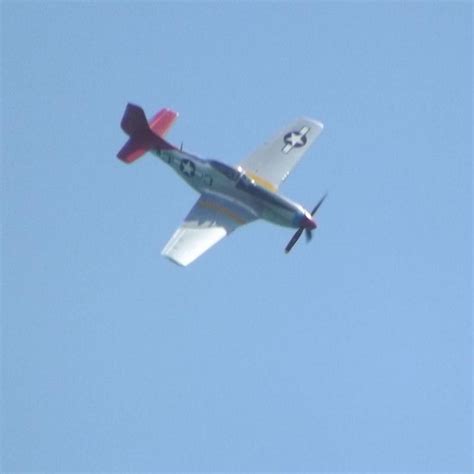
left=2, top=2, right=472, bottom=472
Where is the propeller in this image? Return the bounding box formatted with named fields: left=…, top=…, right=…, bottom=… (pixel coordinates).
left=285, top=192, right=327, bottom=253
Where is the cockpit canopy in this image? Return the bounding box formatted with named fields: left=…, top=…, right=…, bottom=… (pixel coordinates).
left=208, top=160, right=242, bottom=182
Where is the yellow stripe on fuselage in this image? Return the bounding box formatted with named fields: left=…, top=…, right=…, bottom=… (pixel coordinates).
left=245, top=172, right=278, bottom=193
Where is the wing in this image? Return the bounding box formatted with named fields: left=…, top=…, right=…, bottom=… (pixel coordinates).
left=239, top=117, right=324, bottom=191
left=161, top=194, right=257, bottom=266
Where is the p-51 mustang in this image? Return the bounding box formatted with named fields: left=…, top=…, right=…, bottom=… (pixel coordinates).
left=117, top=103, right=326, bottom=266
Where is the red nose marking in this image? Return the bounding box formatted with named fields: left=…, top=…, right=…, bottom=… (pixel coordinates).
left=302, top=215, right=317, bottom=230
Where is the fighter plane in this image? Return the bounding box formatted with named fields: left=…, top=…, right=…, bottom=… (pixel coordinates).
left=117, top=103, right=326, bottom=266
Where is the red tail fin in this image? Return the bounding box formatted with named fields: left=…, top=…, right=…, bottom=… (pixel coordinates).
left=117, top=104, right=178, bottom=163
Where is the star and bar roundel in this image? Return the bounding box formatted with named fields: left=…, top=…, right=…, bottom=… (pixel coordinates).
left=179, top=159, right=196, bottom=177
left=282, top=126, right=310, bottom=154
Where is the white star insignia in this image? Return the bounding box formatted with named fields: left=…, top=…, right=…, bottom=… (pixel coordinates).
left=182, top=161, right=194, bottom=176
left=282, top=127, right=310, bottom=154
left=288, top=132, right=304, bottom=146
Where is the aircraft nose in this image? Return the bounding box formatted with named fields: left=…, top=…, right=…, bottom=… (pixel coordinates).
left=301, top=214, right=317, bottom=230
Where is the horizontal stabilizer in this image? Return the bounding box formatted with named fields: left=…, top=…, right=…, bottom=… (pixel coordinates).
left=149, top=108, right=178, bottom=137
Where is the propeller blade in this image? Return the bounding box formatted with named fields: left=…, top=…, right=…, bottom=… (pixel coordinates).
left=310, top=192, right=328, bottom=216
left=285, top=227, right=304, bottom=253
left=285, top=192, right=327, bottom=254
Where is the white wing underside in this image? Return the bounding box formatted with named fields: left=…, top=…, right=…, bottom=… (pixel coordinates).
left=161, top=194, right=257, bottom=266
left=239, top=117, right=324, bottom=191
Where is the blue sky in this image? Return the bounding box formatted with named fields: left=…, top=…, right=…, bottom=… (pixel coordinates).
left=2, top=2, right=472, bottom=472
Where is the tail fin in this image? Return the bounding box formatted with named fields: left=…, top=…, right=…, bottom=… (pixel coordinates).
left=117, top=103, right=178, bottom=163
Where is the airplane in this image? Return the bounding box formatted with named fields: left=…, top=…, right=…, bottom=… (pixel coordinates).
left=117, top=103, right=327, bottom=266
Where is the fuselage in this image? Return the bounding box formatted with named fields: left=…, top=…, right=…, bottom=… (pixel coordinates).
left=155, top=148, right=315, bottom=230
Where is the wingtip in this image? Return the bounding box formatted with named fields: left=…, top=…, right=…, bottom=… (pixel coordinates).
left=161, top=250, right=189, bottom=267
left=311, top=118, right=324, bottom=130
left=298, top=116, right=324, bottom=131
